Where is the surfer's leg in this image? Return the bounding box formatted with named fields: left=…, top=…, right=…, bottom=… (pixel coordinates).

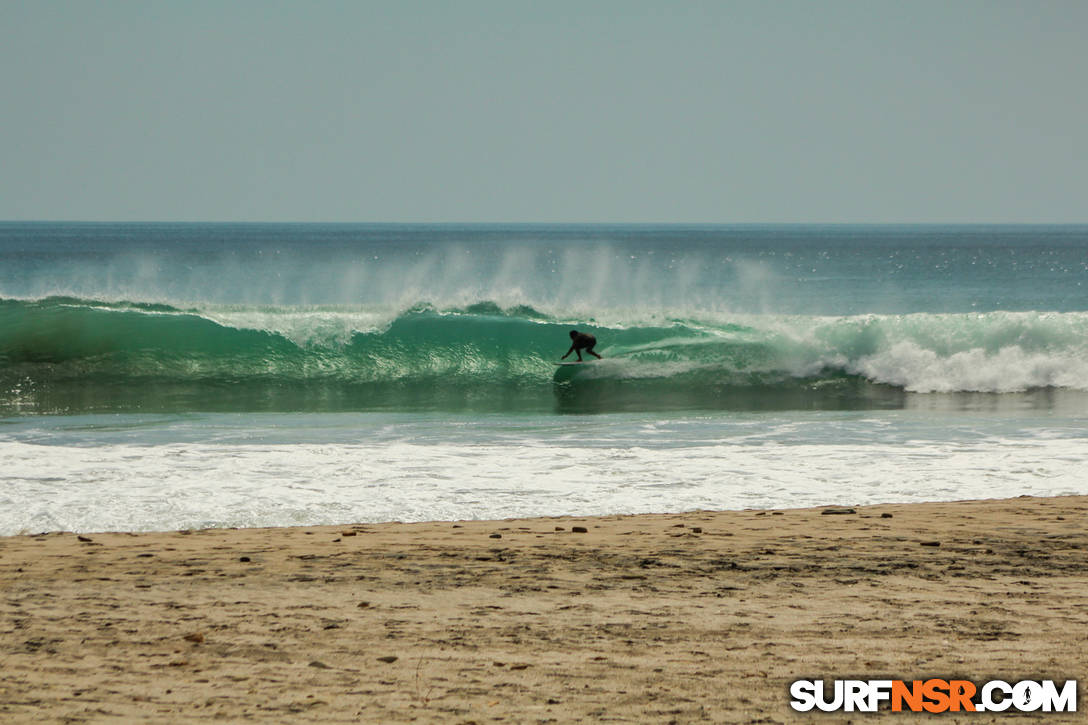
left=587, top=347, right=601, bottom=359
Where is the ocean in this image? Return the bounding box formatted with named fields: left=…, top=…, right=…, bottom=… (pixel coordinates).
left=1, top=223, right=1086, bottom=535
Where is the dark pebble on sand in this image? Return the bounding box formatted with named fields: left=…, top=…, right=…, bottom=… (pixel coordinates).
left=881, top=513, right=893, bottom=518
left=308, top=660, right=331, bottom=669
left=489, top=533, right=502, bottom=539
left=554, top=527, right=565, bottom=531
left=77, top=535, right=93, bottom=542
left=821, top=508, right=857, bottom=515
left=691, top=527, right=703, bottom=533
left=572, top=526, right=588, bottom=533
left=921, top=541, right=941, bottom=547
left=239, top=556, right=251, bottom=562
left=376, top=655, right=398, bottom=664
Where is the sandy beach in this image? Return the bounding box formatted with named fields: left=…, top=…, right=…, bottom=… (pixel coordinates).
left=1, top=495, right=1085, bottom=723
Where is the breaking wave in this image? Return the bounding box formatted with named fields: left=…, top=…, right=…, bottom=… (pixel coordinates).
left=3, top=296, right=1088, bottom=412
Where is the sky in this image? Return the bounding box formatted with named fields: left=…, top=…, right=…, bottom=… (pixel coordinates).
left=2, top=0, right=1086, bottom=223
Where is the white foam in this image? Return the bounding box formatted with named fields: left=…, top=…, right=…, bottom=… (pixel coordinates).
left=197, top=305, right=396, bottom=346
left=852, top=342, right=1088, bottom=393
left=2, top=431, right=1085, bottom=535
left=744, top=311, right=1088, bottom=393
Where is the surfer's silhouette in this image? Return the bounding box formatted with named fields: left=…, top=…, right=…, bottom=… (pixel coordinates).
left=561, top=330, right=602, bottom=362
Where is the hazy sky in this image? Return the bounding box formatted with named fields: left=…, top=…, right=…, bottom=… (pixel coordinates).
left=2, top=1, right=1085, bottom=222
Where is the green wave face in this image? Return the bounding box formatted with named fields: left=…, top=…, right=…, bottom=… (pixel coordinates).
left=3, top=297, right=1088, bottom=414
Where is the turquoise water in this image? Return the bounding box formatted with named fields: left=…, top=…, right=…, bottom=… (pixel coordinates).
left=1, top=223, right=1086, bottom=532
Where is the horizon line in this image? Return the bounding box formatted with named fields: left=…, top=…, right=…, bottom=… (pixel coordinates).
left=3, top=219, right=1088, bottom=227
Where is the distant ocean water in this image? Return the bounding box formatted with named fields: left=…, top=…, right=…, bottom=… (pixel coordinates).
left=1, top=223, right=1086, bottom=534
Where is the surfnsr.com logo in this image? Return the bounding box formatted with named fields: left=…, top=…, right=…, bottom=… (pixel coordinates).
left=790, top=679, right=1077, bottom=713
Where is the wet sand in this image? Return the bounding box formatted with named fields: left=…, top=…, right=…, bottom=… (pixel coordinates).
left=1, top=495, right=1086, bottom=723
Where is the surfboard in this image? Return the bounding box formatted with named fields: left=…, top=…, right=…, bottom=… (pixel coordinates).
left=554, top=361, right=590, bottom=366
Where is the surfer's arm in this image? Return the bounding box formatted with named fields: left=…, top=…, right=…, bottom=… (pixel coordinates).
left=561, top=344, right=575, bottom=360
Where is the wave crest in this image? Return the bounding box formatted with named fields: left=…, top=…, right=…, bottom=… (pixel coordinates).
left=3, top=297, right=1087, bottom=411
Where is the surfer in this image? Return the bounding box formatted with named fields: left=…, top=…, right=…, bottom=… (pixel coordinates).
left=561, top=330, right=602, bottom=362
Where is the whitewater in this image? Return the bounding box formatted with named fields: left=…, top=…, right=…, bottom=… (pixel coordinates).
left=1, top=223, right=1086, bottom=534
